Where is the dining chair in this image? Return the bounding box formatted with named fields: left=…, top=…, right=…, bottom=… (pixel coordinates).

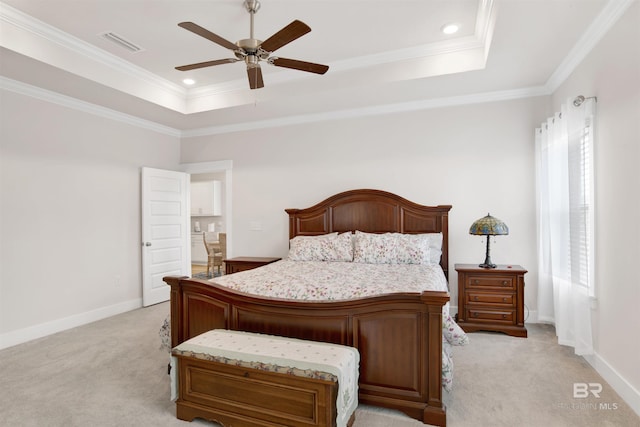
left=203, top=232, right=221, bottom=277
left=218, top=233, right=227, bottom=274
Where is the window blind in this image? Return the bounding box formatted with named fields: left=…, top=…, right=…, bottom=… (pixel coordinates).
left=568, top=114, right=595, bottom=295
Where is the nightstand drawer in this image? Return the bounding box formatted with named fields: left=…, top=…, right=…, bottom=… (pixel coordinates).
left=465, top=308, right=515, bottom=324
left=466, top=291, right=514, bottom=306
left=466, top=275, right=515, bottom=290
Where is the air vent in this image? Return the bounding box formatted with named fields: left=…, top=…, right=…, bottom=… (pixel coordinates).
left=99, top=31, right=144, bottom=53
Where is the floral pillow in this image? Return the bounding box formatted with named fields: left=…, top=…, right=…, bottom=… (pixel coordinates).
left=395, top=234, right=431, bottom=264
left=353, top=231, right=397, bottom=264
left=287, top=232, right=353, bottom=262
left=331, top=232, right=354, bottom=261
left=353, top=231, right=435, bottom=264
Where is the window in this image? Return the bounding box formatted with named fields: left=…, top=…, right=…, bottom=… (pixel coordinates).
left=535, top=96, right=596, bottom=355
left=567, top=106, right=595, bottom=295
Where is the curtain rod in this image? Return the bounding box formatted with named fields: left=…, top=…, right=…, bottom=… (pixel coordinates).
left=573, top=95, right=597, bottom=107
left=538, top=95, right=598, bottom=131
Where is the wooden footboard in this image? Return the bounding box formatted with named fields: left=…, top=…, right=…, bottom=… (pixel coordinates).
left=165, top=276, right=449, bottom=426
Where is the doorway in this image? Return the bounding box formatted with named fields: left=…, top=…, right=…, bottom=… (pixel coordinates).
left=181, top=161, right=233, bottom=276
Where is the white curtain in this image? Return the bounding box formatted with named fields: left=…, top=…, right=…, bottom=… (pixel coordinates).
left=535, top=97, right=596, bottom=356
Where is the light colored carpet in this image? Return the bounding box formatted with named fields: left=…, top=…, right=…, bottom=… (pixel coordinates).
left=0, top=302, right=637, bottom=427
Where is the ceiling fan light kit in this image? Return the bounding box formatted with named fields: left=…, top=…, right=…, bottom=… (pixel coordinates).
left=175, top=0, right=329, bottom=90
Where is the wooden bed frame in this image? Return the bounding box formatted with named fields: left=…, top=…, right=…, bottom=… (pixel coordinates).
left=165, top=189, right=452, bottom=426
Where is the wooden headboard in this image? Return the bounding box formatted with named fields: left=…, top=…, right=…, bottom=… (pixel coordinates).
left=285, top=189, right=452, bottom=278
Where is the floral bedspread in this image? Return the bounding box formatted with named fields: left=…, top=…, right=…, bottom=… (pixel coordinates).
left=212, top=260, right=448, bottom=301
left=160, top=260, right=469, bottom=391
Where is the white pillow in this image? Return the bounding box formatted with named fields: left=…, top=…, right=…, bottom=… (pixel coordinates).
left=287, top=232, right=353, bottom=262
left=424, top=232, right=443, bottom=264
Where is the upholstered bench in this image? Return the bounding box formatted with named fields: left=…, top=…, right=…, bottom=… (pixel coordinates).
left=171, top=330, right=359, bottom=427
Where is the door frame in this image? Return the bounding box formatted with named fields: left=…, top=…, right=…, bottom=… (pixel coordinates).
left=180, top=160, right=233, bottom=263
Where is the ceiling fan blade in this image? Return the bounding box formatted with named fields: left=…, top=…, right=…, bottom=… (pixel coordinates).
left=260, top=20, right=311, bottom=53
left=176, top=58, right=239, bottom=71
left=247, top=65, right=264, bottom=90
left=178, top=22, right=238, bottom=51
left=271, top=57, right=329, bottom=75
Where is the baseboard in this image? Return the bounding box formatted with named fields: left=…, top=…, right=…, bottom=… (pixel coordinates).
left=525, top=315, right=640, bottom=418
left=585, top=352, right=640, bottom=418
left=525, top=309, right=539, bottom=323
left=0, top=298, right=142, bottom=350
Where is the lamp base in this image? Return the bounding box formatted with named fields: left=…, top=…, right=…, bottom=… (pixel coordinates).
left=478, top=262, right=497, bottom=269
left=479, top=236, right=496, bottom=268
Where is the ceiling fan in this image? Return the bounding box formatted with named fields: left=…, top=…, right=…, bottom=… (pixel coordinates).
left=175, top=0, right=329, bottom=90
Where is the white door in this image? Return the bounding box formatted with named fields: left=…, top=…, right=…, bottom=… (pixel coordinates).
left=141, top=167, right=190, bottom=306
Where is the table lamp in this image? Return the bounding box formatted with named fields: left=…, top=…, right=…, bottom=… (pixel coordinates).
left=469, top=213, right=509, bottom=268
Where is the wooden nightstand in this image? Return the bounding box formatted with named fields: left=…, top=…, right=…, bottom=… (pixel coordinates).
left=224, top=257, right=281, bottom=274
left=455, top=264, right=527, bottom=338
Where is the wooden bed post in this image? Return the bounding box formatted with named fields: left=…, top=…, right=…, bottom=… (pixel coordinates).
left=423, top=291, right=448, bottom=426
left=164, top=276, right=186, bottom=348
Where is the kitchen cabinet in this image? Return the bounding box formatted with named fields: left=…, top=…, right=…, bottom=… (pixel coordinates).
left=191, top=180, right=222, bottom=216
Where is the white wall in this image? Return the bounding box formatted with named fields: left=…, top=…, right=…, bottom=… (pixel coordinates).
left=0, top=90, right=180, bottom=346
left=181, top=97, right=550, bottom=317
left=552, top=2, right=640, bottom=410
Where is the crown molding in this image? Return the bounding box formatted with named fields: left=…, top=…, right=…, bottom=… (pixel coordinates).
left=545, top=0, right=635, bottom=92
left=3, top=0, right=631, bottom=138
left=0, top=76, right=181, bottom=137
left=476, top=0, right=498, bottom=59
left=0, top=2, right=185, bottom=98
left=475, top=0, right=497, bottom=41
left=2, top=71, right=549, bottom=140
left=181, top=85, right=550, bottom=138
left=0, top=2, right=187, bottom=113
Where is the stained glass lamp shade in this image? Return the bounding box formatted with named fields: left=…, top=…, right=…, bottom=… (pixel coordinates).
left=469, top=213, right=509, bottom=268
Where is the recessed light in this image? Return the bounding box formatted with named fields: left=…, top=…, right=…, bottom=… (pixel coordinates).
left=441, top=23, right=459, bottom=35
left=183, top=78, right=196, bottom=85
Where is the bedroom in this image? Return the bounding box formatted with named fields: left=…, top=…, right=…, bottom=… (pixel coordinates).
left=0, top=0, right=638, bottom=425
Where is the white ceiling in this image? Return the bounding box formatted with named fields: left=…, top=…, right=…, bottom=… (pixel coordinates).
left=0, top=0, right=624, bottom=134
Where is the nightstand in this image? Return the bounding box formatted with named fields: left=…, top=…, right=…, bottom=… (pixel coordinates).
left=455, top=264, right=527, bottom=338
left=224, top=257, right=281, bottom=274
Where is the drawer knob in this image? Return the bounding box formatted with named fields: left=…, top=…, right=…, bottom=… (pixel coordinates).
left=474, top=279, right=479, bottom=284
left=502, top=297, right=507, bottom=302
left=474, top=296, right=479, bottom=301
left=502, top=314, right=507, bottom=319
left=502, top=281, right=508, bottom=286
left=473, top=312, right=479, bottom=317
